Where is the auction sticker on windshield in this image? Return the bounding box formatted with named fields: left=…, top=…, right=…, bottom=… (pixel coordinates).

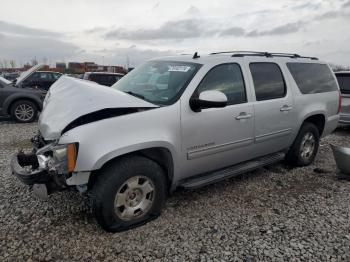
left=168, top=65, right=191, bottom=72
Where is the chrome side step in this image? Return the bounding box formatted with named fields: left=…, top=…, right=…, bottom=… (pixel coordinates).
left=180, top=152, right=285, bottom=189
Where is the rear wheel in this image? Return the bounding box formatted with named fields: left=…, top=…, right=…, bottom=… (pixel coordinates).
left=285, top=122, right=320, bottom=166
left=91, top=156, right=167, bottom=232
left=10, top=100, right=38, bottom=123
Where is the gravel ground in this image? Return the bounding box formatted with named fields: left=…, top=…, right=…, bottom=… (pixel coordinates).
left=1, top=121, right=350, bottom=261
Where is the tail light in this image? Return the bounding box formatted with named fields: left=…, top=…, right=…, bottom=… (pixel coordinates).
left=337, top=91, right=342, bottom=114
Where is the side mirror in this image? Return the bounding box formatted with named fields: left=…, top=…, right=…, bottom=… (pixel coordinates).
left=190, top=90, right=227, bottom=112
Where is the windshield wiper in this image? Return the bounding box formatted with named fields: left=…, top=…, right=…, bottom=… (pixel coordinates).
left=124, top=91, right=145, bottom=100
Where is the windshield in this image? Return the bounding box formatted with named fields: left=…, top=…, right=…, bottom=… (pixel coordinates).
left=112, top=60, right=201, bottom=105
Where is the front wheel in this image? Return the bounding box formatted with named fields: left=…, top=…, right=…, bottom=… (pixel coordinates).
left=285, top=122, right=320, bottom=166
left=10, top=100, right=38, bottom=123
left=91, top=156, right=167, bottom=232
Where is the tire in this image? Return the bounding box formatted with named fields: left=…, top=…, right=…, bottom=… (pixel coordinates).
left=285, top=122, right=320, bottom=167
left=10, top=100, right=38, bottom=123
left=91, top=155, right=167, bottom=232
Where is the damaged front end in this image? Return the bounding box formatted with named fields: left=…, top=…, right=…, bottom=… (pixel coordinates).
left=10, top=138, right=80, bottom=199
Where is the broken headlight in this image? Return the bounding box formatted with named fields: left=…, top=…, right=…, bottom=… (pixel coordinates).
left=37, top=143, right=78, bottom=173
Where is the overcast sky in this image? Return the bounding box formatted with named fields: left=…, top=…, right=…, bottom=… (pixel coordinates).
left=1, top=0, right=350, bottom=67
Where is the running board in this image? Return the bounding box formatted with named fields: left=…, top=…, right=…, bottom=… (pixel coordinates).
left=180, top=152, right=285, bottom=189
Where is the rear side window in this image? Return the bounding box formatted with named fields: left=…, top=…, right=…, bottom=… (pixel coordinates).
left=287, top=63, right=338, bottom=94
left=197, top=63, right=247, bottom=105
left=336, top=74, right=350, bottom=94
left=250, top=63, right=286, bottom=101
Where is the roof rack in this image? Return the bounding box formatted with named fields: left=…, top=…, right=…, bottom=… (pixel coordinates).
left=209, top=51, right=318, bottom=60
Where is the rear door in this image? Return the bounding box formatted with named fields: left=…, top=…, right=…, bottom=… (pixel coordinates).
left=336, top=73, right=350, bottom=123
left=248, top=62, right=297, bottom=154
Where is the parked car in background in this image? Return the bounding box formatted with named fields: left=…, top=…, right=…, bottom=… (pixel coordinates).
left=66, top=73, right=84, bottom=79
left=0, top=64, right=45, bottom=122
left=83, top=72, right=124, bottom=86
left=3, top=72, right=20, bottom=81
left=335, top=71, right=350, bottom=125
left=19, top=71, right=62, bottom=91
left=11, top=51, right=340, bottom=232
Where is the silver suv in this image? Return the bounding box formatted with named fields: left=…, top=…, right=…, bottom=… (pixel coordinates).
left=11, top=51, right=340, bottom=232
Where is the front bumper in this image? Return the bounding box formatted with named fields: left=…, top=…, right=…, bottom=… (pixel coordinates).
left=10, top=151, right=69, bottom=198
left=10, top=153, right=49, bottom=185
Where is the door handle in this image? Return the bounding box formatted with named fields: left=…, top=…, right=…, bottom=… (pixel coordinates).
left=235, top=112, right=252, bottom=120
left=280, top=105, right=293, bottom=112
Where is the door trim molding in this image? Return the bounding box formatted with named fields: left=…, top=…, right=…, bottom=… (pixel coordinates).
left=255, top=128, right=292, bottom=143
left=187, top=137, right=254, bottom=160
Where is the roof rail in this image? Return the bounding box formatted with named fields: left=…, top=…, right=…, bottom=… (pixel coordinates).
left=209, top=51, right=318, bottom=60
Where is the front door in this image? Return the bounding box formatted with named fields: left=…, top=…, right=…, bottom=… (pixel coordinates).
left=180, top=63, right=255, bottom=179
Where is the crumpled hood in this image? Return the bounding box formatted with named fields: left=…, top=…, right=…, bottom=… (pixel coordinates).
left=39, top=76, right=158, bottom=140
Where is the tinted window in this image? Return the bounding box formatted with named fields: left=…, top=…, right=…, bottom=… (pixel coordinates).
left=28, top=72, right=39, bottom=80
left=197, top=63, right=246, bottom=105
left=39, top=72, right=51, bottom=79
left=90, top=74, right=120, bottom=86
left=287, top=63, right=338, bottom=94
left=336, top=74, right=350, bottom=94
left=52, top=73, right=61, bottom=80
left=250, top=63, right=286, bottom=101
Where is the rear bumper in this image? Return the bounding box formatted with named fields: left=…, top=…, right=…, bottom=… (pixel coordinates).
left=10, top=153, right=49, bottom=185
left=323, top=115, right=340, bottom=136
left=339, top=113, right=350, bottom=125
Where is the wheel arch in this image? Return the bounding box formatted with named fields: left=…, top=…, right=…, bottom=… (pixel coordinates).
left=5, top=95, right=42, bottom=115
left=301, top=113, right=326, bottom=137
left=88, top=146, right=175, bottom=192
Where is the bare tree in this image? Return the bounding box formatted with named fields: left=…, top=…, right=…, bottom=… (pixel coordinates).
left=330, top=63, right=350, bottom=72
left=9, top=60, right=16, bottom=68
left=31, top=57, right=38, bottom=66
left=3, top=59, right=9, bottom=68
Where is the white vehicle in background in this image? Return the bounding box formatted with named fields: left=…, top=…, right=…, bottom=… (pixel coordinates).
left=11, top=51, right=340, bottom=232
left=0, top=76, right=12, bottom=85
left=335, top=71, right=350, bottom=125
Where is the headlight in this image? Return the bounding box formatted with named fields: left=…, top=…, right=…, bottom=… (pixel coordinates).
left=51, top=143, right=77, bottom=173
left=53, top=146, right=68, bottom=162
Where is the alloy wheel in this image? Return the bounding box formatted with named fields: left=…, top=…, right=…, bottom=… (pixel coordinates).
left=14, top=104, right=34, bottom=121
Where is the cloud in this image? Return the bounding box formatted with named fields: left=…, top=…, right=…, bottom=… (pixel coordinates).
left=315, top=10, right=350, bottom=20
left=0, top=20, right=81, bottom=63
left=343, top=0, right=350, bottom=8
left=185, top=6, right=200, bottom=16
left=105, top=19, right=204, bottom=40
left=78, top=46, right=175, bottom=67
left=219, top=27, right=245, bottom=37
left=0, top=20, right=62, bottom=37
left=0, top=34, right=81, bottom=62
left=247, top=21, right=304, bottom=37
left=289, top=2, right=321, bottom=10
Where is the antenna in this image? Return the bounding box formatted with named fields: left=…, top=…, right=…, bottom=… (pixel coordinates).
left=193, top=52, right=200, bottom=59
